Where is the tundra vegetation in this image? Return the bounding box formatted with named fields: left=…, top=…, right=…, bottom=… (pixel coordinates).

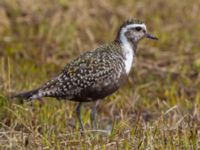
left=0, top=0, right=199, bottom=149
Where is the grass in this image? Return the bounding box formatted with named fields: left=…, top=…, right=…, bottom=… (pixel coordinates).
left=0, top=0, right=200, bottom=149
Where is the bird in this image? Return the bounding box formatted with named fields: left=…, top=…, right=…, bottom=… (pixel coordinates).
left=13, top=19, right=158, bottom=131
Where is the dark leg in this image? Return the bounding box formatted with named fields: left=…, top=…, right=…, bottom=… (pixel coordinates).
left=76, top=102, right=84, bottom=131
left=90, top=101, right=99, bottom=129
left=38, top=98, right=45, bottom=107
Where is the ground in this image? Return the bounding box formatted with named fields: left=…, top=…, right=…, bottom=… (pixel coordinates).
left=0, top=0, right=200, bottom=149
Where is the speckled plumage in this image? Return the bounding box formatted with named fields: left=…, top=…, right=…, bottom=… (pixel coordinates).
left=13, top=19, right=158, bottom=130
left=32, top=42, right=127, bottom=102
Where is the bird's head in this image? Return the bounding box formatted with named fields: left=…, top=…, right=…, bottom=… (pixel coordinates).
left=116, top=19, right=158, bottom=45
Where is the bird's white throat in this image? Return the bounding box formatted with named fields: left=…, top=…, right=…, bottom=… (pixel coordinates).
left=120, top=30, right=134, bottom=74
left=119, top=23, right=146, bottom=74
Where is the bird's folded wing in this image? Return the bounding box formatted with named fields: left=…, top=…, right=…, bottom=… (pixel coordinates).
left=37, top=49, right=119, bottom=98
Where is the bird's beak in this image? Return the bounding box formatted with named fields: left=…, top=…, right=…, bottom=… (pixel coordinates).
left=146, top=33, right=158, bottom=40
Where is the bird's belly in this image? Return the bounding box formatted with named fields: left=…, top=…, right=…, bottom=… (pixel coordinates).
left=70, top=73, right=128, bottom=102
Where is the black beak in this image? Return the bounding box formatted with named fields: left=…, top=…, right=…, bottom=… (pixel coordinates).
left=146, top=33, right=158, bottom=40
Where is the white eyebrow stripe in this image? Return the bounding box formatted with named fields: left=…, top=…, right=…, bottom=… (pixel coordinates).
left=123, top=23, right=147, bottom=31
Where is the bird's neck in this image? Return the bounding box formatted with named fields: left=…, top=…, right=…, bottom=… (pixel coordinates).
left=115, top=32, right=137, bottom=52
left=115, top=34, right=137, bottom=74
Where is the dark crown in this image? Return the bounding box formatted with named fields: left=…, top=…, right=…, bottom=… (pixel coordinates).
left=119, top=19, right=143, bottom=30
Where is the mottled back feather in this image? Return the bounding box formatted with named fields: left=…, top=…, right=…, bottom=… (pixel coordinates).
left=28, top=42, right=127, bottom=101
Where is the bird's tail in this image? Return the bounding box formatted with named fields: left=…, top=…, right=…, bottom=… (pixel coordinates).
left=11, top=88, right=41, bottom=101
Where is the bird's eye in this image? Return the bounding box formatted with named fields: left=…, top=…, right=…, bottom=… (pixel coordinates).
left=135, top=27, right=142, bottom=31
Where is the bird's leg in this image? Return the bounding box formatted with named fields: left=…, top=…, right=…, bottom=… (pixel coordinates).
left=90, top=101, right=99, bottom=129
left=76, top=102, right=84, bottom=131
left=38, top=98, right=45, bottom=107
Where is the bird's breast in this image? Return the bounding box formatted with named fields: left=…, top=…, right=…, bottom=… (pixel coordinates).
left=121, top=43, right=134, bottom=74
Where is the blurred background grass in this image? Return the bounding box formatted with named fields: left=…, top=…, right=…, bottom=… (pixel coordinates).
left=0, top=0, right=200, bottom=149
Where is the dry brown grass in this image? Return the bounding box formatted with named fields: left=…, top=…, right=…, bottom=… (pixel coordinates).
left=0, top=0, right=200, bottom=149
